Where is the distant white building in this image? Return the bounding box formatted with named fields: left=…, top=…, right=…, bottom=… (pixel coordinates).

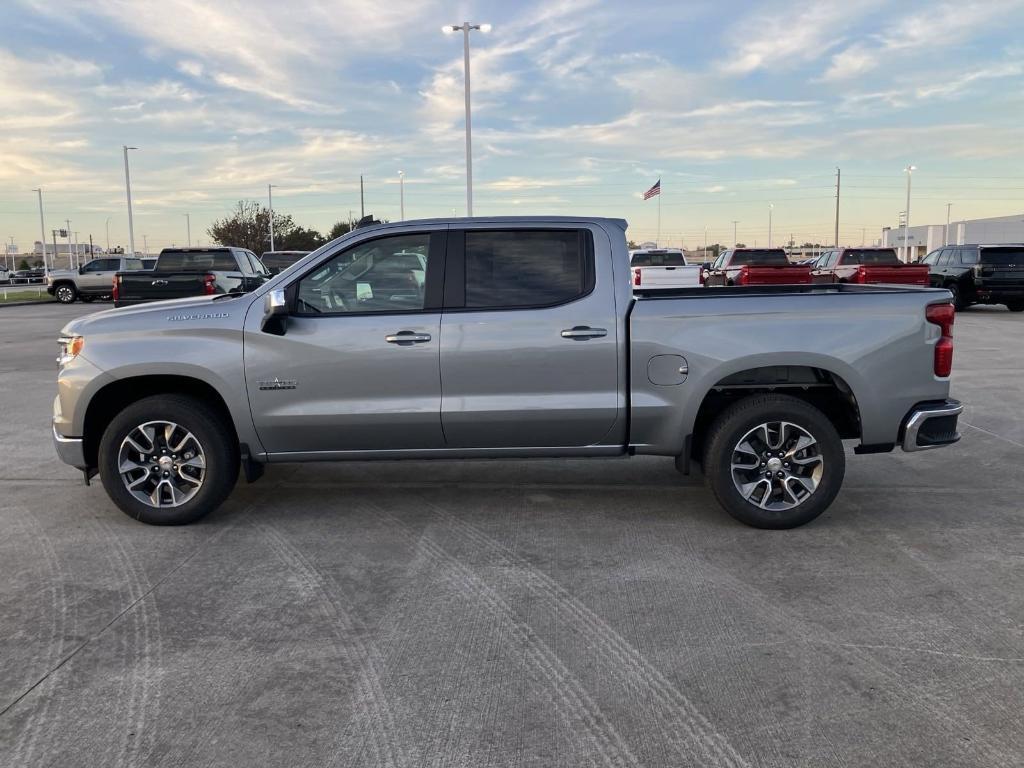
left=882, top=212, right=1024, bottom=261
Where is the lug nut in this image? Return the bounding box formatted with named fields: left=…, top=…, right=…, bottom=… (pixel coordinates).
left=784, top=462, right=790, bottom=468
left=777, top=471, right=785, bottom=478
left=163, top=471, right=169, bottom=478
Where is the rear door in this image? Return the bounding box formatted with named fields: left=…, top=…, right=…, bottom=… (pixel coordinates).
left=79, top=258, right=119, bottom=293
left=245, top=228, right=447, bottom=454
left=439, top=226, right=620, bottom=448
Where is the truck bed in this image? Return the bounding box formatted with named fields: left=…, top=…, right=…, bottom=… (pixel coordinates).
left=633, top=283, right=941, bottom=299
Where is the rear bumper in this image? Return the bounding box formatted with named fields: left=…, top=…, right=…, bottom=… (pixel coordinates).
left=900, top=399, right=963, bottom=452
left=53, top=424, right=87, bottom=469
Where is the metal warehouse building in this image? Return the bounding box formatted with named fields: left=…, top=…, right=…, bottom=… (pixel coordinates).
left=883, top=212, right=1024, bottom=261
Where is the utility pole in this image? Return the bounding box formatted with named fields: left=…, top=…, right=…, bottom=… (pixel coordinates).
left=902, top=165, right=916, bottom=262
left=703, top=227, right=707, bottom=261
left=143, top=234, right=148, bottom=255
left=834, top=167, right=841, bottom=248
left=359, top=175, right=365, bottom=220
left=65, top=219, right=72, bottom=269
left=768, top=203, right=774, bottom=248
left=945, top=202, right=952, bottom=245
left=268, top=184, right=276, bottom=252
left=32, top=188, right=47, bottom=274
left=51, top=230, right=58, bottom=267
left=105, top=217, right=111, bottom=252
left=73, top=231, right=79, bottom=269
left=732, top=220, right=739, bottom=247
left=185, top=213, right=191, bottom=246
left=398, top=170, right=405, bottom=220
left=123, top=145, right=138, bottom=256
left=89, top=234, right=93, bottom=259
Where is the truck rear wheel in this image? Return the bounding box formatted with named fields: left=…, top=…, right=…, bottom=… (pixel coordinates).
left=98, top=394, right=239, bottom=525
left=702, top=394, right=845, bottom=529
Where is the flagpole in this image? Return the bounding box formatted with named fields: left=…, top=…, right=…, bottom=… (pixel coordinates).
left=657, top=185, right=661, bottom=247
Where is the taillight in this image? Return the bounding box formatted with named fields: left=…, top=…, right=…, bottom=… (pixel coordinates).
left=926, top=302, right=954, bottom=377
left=633, top=268, right=641, bottom=286
left=853, top=266, right=869, bottom=284
left=736, top=265, right=750, bottom=286
left=203, top=274, right=216, bottom=295
left=112, top=274, right=120, bottom=301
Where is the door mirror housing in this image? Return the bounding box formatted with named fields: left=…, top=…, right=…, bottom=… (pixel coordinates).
left=261, top=288, right=288, bottom=335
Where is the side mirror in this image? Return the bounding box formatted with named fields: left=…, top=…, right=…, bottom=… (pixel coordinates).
left=261, top=288, right=288, bottom=335
left=79, top=265, right=87, bottom=274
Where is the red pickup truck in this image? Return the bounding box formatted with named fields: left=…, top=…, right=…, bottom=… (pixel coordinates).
left=702, top=248, right=811, bottom=286
left=811, top=247, right=928, bottom=286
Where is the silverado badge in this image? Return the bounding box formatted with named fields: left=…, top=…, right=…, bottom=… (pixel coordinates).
left=258, top=378, right=297, bottom=391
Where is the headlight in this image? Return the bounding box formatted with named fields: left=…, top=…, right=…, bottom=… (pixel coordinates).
left=57, top=335, right=84, bottom=366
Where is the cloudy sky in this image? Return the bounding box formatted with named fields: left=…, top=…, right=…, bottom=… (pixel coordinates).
left=3, top=0, right=1023, bottom=253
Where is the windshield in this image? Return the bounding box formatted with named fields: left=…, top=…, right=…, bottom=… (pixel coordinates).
left=156, top=250, right=238, bottom=271
left=631, top=251, right=688, bottom=267
left=842, top=249, right=899, bottom=265
left=730, top=249, right=790, bottom=266
left=980, top=248, right=1024, bottom=266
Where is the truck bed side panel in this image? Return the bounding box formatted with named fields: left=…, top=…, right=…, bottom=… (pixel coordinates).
left=628, top=289, right=952, bottom=455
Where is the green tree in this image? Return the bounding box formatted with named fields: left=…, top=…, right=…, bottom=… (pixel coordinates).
left=18, top=258, right=30, bottom=270
left=278, top=226, right=326, bottom=251
left=327, top=220, right=354, bottom=240
left=208, top=200, right=301, bottom=255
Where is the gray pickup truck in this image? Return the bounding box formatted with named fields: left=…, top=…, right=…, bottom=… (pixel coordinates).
left=46, top=256, right=146, bottom=303
left=113, top=246, right=270, bottom=307
left=53, top=216, right=961, bottom=529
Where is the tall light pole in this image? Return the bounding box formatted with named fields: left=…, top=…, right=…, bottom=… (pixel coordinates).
left=768, top=204, right=774, bottom=248
left=902, top=165, right=916, bottom=262
left=834, top=167, right=841, bottom=247
left=398, top=171, right=405, bottom=220
left=73, top=231, right=80, bottom=269
left=65, top=219, right=73, bottom=268
left=143, top=234, right=148, bottom=255
left=443, top=21, right=491, bottom=217
left=184, top=213, right=191, bottom=246
left=945, top=202, right=952, bottom=246
left=732, top=220, right=739, bottom=247
left=268, top=184, right=277, bottom=251
left=105, top=217, right=111, bottom=252
left=703, top=226, right=708, bottom=261
left=32, top=188, right=47, bottom=274
left=123, top=145, right=138, bottom=256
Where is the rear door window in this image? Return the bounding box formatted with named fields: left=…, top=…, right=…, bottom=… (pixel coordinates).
left=842, top=249, right=899, bottom=265
left=462, top=230, right=592, bottom=309
left=730, top=250, right=790, bottom=266
left=979, top=248, right=1024, bottom=266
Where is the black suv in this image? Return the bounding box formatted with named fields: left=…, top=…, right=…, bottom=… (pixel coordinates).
left=919, top=244, right=1024, bottom=311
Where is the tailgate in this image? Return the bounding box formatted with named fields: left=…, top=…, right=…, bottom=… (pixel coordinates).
left=633, top=266, right=701, bottom=289
left=860, top=265, right=929, bottom=285
left=740, top=266, right=811, bottom=285
left=117, top=271, right=210, bottom=301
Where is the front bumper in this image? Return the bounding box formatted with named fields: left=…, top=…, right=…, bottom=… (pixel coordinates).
left=53, top=424, right=87, bottom=469
left=900, top=399, right=963, bottom=452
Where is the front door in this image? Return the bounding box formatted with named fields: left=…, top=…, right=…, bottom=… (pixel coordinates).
left=439, top=226, right=620, bottom=448
left=79, top=258, right=119, bottom=294
left=244, top=229, right=447, bottom=455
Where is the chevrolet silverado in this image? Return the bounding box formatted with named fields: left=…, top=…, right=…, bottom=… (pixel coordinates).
left=54, top=217, right=961, bottom=529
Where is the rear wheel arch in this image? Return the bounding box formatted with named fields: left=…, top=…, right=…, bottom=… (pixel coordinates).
left=83, top=375, right=238, bottom=469
left=686, top=365, right=861, bottom=467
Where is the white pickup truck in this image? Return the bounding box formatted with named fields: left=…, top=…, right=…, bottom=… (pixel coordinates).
left=630, top=248, right=702, bottom=290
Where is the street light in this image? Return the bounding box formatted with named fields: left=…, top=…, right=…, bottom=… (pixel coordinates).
left=398, top=171, right=405, bottom=221
left=768, top=203, right=774, bottom=248
left=442, top=21, right=491, bottom=217
left=902, top=165, right=916, bottom=262
left=105, top=216, right=111, bottom=253
left=184, top=213, right=191, bottom=247
left=32, top=188, right=47, bottom=274
left=945, top=202, right=952, bottom=246
left=123, top=145, right=138, bottom=256
left=732, top=220, right=739, bottom=248
left=268, top=184, right=277, bottom=251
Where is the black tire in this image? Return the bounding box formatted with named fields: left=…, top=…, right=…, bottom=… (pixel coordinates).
left=98, top=394, right=239, bottom=525
left=1006, top=301, right=1024, bottom=312
left=946, top=282, right=966, bottom=311
left=54, top=283, right=77, bottom=304
left=702, top=394, right=845, bottom=529
left=80, top=295, right=96, bottom=303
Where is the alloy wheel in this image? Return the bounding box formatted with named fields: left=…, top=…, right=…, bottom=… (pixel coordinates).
left=730, top=421, right=824, bottom=511
left=117, top=420, right=206, bottom=508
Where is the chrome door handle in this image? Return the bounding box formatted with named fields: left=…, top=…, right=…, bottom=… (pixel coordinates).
left=561, top=326, right=607, bottom=340
left=385, top=331, right=432, bottom=345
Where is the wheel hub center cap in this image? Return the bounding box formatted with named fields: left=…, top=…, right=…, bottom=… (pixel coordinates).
left=766, top=457, right=783, bottom=472
left=158, top=456, right=174, bottom=471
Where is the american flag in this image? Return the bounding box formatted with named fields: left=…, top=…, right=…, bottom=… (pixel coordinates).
left=643, top=179, right=661, bottom=200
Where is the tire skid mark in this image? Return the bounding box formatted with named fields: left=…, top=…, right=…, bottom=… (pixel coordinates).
left=359, top=501, right=642, bottom=768
left=92, top=517, right=164, bottom=768
left=6, top=508, right=73, bottom=768
left=671, top=530, right=1022, bottom=768
left=254, top=522, right=411, bottom=768
left=417, top=498, right=750, bottom=768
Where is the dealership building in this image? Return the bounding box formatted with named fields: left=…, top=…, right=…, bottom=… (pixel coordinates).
left=882, top=212, right=1024, bottom=261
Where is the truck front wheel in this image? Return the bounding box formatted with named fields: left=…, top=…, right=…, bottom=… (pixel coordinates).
left=98, top=395, right=239, bottom=525
left=702, top=394, right=845, bottom=529
left=54, top=283, right=77, bottom=303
